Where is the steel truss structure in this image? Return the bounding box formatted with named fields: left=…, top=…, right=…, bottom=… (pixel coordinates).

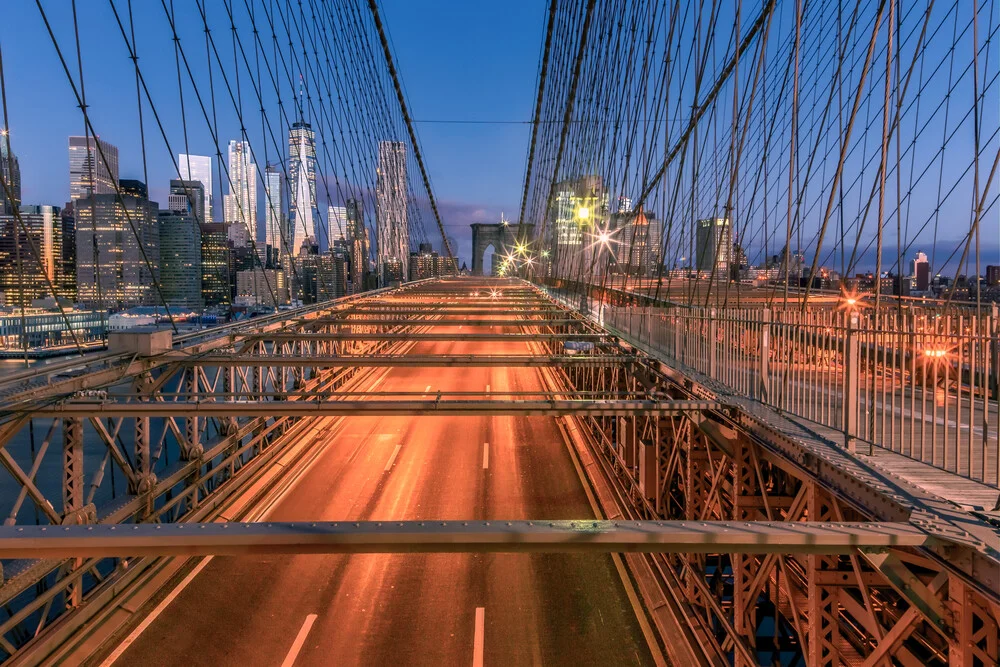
left=556, top=318, right=1000, bottom=666
left=0, top=278, right=996, bottom=666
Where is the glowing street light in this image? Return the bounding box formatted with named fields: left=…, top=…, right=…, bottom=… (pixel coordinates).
left=577, top=206, right=591, bottom=221
left=839, top=289, right=862, bottom=312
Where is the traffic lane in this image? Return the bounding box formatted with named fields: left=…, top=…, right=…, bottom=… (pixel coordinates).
left=480, top=365, right=654, bottom=666
left=298, top=361, right=653, bottom=666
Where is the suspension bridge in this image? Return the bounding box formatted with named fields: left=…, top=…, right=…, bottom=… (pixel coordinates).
left=0, top=1, right=997, bottom=666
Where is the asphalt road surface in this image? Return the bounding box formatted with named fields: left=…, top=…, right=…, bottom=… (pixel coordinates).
left=102, top=304, right=656, bottom=666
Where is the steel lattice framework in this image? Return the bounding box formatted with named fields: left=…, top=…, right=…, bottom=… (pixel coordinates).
left=0, top=278, right=995, bottom=666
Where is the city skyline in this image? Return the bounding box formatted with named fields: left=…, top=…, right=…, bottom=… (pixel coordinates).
left=2, top=129, right=997, bottom=286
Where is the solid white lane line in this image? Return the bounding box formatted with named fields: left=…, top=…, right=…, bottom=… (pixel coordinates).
left=281, top=614, right=318, bottom=667
left=385, top=444, right=402, bottom=472
left=473, top=607, right=485, bottom=667
left=482, top=442, right=489, bottom=470
left=99, top=557, right=215, bottom=667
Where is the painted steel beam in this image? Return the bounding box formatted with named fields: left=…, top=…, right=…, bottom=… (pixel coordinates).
left=305, top=318, right=583, bottom=326
left=251, top=332, right=606, bottom=342
left=178, top=355, right=637, bottom=367
left=32, top=399, right=721, bottom=418
left=327, top=309, right=568, bottom=316
left=0, top=520, right=931, bottom=558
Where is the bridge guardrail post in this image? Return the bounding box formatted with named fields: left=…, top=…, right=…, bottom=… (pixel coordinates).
left=708, top=309, right=718, bottom=379
left=844, top=312, right=860, bottom=453
left=759, top=308, right=771, bottom=401
left=991, top=304, right=999, bottom=486
left=991, top=304, right=999, bottom=401
left=646, top=307, right=652, bottom=349
left=673, top=312, right=681, bottom=362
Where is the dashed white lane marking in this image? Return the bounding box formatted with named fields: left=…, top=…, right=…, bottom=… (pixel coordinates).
left=424, top=385, right=432, bottom=395
left=281, top=614, right=318, bottom=667
left=485, top=384, right=491, bottom=393
left=473, top=607, right=486, bottom=667
left=99, top=557, right=215, bottom=666
left=482, top=442, right=489, bottom=470
left=385, top=444, right=402, bottom=472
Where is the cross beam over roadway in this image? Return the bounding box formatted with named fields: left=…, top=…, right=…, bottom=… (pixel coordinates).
left=305, top=318, right=584, bottom=327
left=321, top=308, right=569, bottom=316
left=0, top=520, right=931, bottom=558
left=176, top=354, right=636, bottom=367
left=251, top=332, right=607, bottom=342
left=31, top=399, right=720, bottom=418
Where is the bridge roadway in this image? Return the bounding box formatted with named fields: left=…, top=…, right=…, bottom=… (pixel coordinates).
left=100, top=287, right=657, bottom=665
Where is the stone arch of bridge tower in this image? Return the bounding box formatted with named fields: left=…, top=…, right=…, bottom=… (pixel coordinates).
left=470, top=223, right=535, bottom=275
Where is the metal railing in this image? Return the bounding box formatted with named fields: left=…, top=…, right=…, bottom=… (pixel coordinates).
left=601, top=304, right=999, bottom=488
left=541, top=283, right=1000, bottom=488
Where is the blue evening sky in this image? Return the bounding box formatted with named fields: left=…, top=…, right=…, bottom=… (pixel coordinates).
left=0, top=0, right=545, bottom=265
left=1, top=2, right=995, bottom=271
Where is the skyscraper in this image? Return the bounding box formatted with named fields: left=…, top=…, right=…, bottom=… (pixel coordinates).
left=235, top=268, right=288, bottom=307
left=76, top=192, right=159, bottom=309
left=911, top=251, right=930, bottom=291
left=346, top=198, right=368, bottom=294
left=550, top=175, right=607, bottom=278
left=376, top=140, right=408, bottom=284
left=200, top=222, right=230, bottom=307
left=227, top=221, right=251, bottom=249
left=178, top=154, right=213, bottom=222
left=0, top=205, right=65, bottom=305
left=614, top=209, right=661, bottom=277
left=694, top=217, right=732, bottom=275
left=288, top=119, right=317, bottom=256
left=223, top=140, right=256, bottom=236
left=158, top=210, right=203, bottom=309
left=0, top=130, right=21, bottom=214
left=168, top=180, right=205, bottom=222
left=328, top=205, right=347, bottom=243
left=299, top=250, right=346, bottom=304
left=264, top=163, right=284, bottom=256
left=61, top=202, right=76, bottom=300
left=118, top=179, right=147, bottom=199
left=69, top=136, right=119, bottom=200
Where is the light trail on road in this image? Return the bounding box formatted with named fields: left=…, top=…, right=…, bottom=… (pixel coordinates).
left=102, top=281, right=658, bottom=666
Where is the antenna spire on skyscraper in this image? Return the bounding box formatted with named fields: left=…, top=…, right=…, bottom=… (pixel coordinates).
left=297, top=74, right=305, bottom=123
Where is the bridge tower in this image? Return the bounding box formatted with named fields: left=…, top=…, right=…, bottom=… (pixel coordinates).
left=470, top=220, right=534, bottom=275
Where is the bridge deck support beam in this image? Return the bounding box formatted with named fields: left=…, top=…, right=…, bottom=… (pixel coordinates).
left=61, top=417, right=84, bottom=609
left=732, top=437, right=762, bottom=667
left=807, top=484, right=845, bottom=667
